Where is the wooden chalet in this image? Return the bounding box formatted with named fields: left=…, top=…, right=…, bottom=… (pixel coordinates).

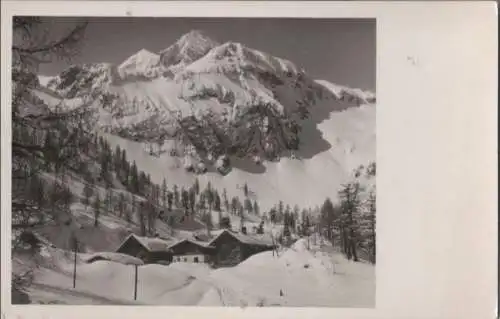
left=168, top=238, right=215, bottom=263
left=208, top=229, right=277, bottom=267
left=116, top=234, right=173, bottom=264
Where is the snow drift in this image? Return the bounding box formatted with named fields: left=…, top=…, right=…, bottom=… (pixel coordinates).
left=30, top=239, right=374, bottom=307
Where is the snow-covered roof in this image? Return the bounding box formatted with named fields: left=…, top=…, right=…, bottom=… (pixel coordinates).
left=168, top=238, right=215, bottom=250
left=210, top=229, right=225, bottom=237
left=84, top=252, right=145, bottom=266
left=208, top=229, right=275, bottom=247
left=118, top=234, right=173, bottom=252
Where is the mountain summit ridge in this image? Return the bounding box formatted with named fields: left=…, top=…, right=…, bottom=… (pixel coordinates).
left=39, top=29, right=375, bottom=185
left=158, top=29, right=220, bottom=71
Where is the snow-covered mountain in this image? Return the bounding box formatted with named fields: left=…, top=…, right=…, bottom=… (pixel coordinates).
left=117, top=49, right=161, bottom=80
left=38, top=30, right=375, bottom=210
left=159, top=30, right=219, bottom=71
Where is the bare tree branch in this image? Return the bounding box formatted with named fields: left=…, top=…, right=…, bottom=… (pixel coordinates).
left=12, top=21, right=88, bottom=56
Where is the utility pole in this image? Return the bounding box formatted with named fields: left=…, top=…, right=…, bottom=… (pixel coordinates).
left=134, top=265, right=139, bottom=301
left=271, top=234, right=275, bottom=257
left=72, top=237, right=77, bottom=288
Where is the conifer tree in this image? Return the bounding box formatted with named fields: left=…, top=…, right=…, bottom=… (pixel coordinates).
left=189, top=187, right=196, bottom=213
left=104, top=187, right=113, bottom=214
left=82, top=180, right=93, bottom=208
left=243, top=183, right=249, bottom=197
left=231, top=197, right=239, bottom=215
left=205, top=183, right=214, bottom=211
left=320, top=198, right=336, bottom=244
left=173, top=185, right=180, bottom=208
left=214, top=191, right=222, bottom=212
left=223, top=188, right=230, bottom=212
left=117, top=192, right=125, bottom=218
left=130, top=161, right=139, bottom=194
left=338, top=182, right=363, bottom=261
left=253, top=201, right=260, bottom=216
left=146, top=202, right=157, bottom=236
left=278, top=201, right=284, bottom=222
left=217, top=210, right=223, bottom=228
left=193, top=178, right=200, bottom=195
left=113, top=145, right=122, bottom=173
left=203, top=213, right=213, bottom=236
left=138, top=202, right=147, bottom=236
left=244, top=198, right=253, bottom=214
left=167, top=191, right=173, bottom=211
left=61, top=183, right=73, bottom=213
left=181, top=188, right=189, bottom=211
left=161, top=178, right=168, bottom=209
left=269, top=207, right=277, bottom=224
left=93, top=194, right=101, bottom=227
left=198, top=193, right=206, bottom=211
left=359, top=188, right=376, bottom=264
left=240, top=212, right=245, bottom=232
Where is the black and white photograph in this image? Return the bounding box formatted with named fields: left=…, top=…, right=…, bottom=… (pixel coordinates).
left=3, top=1, right=498, bottom=319
left=10, top=16, right=376, bottom=307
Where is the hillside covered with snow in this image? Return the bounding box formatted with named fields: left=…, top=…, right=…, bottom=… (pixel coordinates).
left=23, top=238, right=374, bottom=307
left=37, top=29, right=376, bottom=211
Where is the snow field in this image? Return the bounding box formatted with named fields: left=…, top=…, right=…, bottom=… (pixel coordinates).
left=30, top=239, right=374, bottom=307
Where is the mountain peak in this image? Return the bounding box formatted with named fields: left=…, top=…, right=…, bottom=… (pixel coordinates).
left=177, top=30, right=213, bottom=44
left=159, top=30, right=219, bottom=68
left=121, top=48, right=159, bottom=65
left=176, top=29, right=218, bottom=54
left=118, top=48, right=160, bottom=78
left=136, top=48, right=158, bottom=56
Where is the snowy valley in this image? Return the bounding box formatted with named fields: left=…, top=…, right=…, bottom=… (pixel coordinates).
left=12, top=20, right=376, bottom=308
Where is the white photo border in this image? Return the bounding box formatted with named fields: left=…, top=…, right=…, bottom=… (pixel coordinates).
left=1, top=1, right=497, bottom=319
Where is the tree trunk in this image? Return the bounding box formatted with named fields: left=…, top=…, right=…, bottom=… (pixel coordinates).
left=342, top=228, right=351, bottom=259
left=349, top=228, right=358, bottom=262
left=339, top=227, right=345, bottom=254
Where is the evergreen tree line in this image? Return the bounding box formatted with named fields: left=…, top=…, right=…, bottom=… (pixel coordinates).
left=156, top=180, right=263, bottom=235
left=79, top=138, right=163, bottom=236
left=319, top=182, right=376, bottom=264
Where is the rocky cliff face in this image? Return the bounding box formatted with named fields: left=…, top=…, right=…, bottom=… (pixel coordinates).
left=43, top=30, right=375, bottom=174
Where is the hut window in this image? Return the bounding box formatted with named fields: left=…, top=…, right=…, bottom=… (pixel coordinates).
left=194, top=257, right=199, bottom=263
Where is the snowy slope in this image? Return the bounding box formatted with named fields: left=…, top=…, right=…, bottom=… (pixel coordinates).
left=101, top=98, right=375, bottom=211
left=117, top=49, right=161, bottom=80
left=315, top=79, right=376, bottom=104
left=184, top=41, right=300, bottom=75
left=38, top=75, right=56, bottom=87
left=29, top=239, right=374, bottom=307
left=38, top=30, right=375, bottom=211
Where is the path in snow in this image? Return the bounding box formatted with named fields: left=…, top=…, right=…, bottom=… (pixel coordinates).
left=29, top=282, right=141, bottom=305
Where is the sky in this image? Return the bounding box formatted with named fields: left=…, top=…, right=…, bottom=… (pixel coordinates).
left=39, top=17, right=375, bottom=91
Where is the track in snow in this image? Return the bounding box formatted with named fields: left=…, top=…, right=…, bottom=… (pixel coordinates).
left=30, top=282, right=141, bottom=305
